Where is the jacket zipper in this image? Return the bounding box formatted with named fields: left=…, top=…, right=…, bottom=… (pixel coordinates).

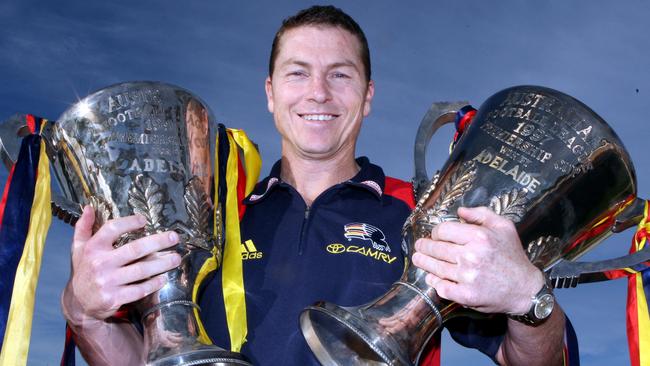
left=294, top=181, right=349, bottom=255
left=297, top=205, right=311, bottom=255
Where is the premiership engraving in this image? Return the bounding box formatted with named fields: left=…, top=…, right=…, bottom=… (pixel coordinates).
left=481, top=122, right=553, bottom=163
left=472, top=149, right=541, bottom=193
left=481, top=90, right=599, bottom=179
left=499, top=145, right=533, bottom=167
left=107, top=88, right=162, bottom=113
left=108, top=131, right=178, bottom=145
left=106, top=107, right=141, bottom=126
left=118, top=157, right=186, bottom=174
left=489, top=90, right=599, bottom=158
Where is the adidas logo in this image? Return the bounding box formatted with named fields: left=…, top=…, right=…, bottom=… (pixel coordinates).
left=241, top=239, right=263, bottom=260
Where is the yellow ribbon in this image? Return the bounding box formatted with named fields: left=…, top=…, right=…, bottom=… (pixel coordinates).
left=634, top=201, right=650, bottom=366
left=229, top=129, right=262, bottom=196
left=189, top=127, right=261, bottom=351
left=189, top=127, right=259, bottom=352
left=193, top=256, right=219, bottom=345
left=0, top=128, right=52, bottom=366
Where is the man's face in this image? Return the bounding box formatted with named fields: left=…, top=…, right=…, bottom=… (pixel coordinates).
left=266, top=25, right=374, bottom=160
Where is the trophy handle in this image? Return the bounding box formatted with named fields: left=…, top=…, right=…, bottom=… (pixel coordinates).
left=0, top=113, right=35, bottom=169
left=0, top=113, right=81, bottom=225
left=51, top=192, right=82, bottom=225
left=413, top=101, right=469, bottom=198
left=549, top=197, right=649, bottom=288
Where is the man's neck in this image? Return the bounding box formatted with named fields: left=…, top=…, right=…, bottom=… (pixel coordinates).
left=279, top=150, right=360, bottom=206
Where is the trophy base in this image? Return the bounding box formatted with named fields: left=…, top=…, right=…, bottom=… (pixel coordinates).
left=148, top=346, right=252, bottom=366
left=300, top=302, right=410, bottom=366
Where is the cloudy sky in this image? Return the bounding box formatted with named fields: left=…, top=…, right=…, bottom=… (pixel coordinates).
left=1, top=1, right=649, bottom=365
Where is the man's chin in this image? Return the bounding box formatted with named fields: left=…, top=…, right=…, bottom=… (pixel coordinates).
left=295, top=146, right=343, bottom=161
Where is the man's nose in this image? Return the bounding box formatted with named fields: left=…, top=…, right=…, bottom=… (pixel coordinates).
left=308, top=76, right=332, bottom=103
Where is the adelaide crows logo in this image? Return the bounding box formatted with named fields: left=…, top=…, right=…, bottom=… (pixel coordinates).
left=343, top=223, right=391, bottom=253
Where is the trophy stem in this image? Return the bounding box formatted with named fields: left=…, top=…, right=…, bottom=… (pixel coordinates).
left=142, top=300, right=251, bottom=366
left=138, top=253, right=251, bottom=366
left=301, top=277, right=460, bottom=366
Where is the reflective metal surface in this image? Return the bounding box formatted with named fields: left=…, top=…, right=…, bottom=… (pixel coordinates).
left=36, top=82, right=248, bottom=366
left=300, top=85, right=648, bottom=365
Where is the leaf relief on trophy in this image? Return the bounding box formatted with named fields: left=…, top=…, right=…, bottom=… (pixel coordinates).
left=411, top=161, right=477, bottom=240
left=403, top=171, right=440, bottom=234
left=525, top=236, right=562, bottom=268
left=87, top=195, right=136, bottom=248
left=180, top=176, right=214, bottom=252
left=89, top=195, right=112, bottom=232
left=489, top=188, right=530, bottom=224
left=128, top=174, right=166, bottom=234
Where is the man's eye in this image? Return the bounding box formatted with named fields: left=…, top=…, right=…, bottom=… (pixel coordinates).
left=331, top=72, right=350, bottom=79
left=288, top=71, right=307, bottom=77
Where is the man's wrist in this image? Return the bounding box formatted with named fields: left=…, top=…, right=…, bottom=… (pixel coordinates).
left=508, top=272, right=555, bottom=326
left=509, top=269, right=546, bottom=315
left=61, top=283, right=102, bottom=331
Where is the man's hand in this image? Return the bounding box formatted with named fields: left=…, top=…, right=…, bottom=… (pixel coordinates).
left=411, top=206, right=544, bottom=315
left=412, top=206, right=566, bottom=365
left=61, top=205, right=182, bottom=327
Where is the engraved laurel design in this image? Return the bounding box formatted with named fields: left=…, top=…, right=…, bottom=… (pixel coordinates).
left=489, top=188, right=529, bottom=223
left=404, top=174, right=438, bottom=232
left=184, top=177, right=211, bottom=234
left=526, top=235, right=561, bottom=268
left=129, top=174, right=165, bottom=234
left=89, top=195, right=112, bottom=232
left=181, top=177, right=214, bottom=252
left=403, top=171, right=440, bottom=231
left=87, top=195, right=136, bottom=249
left=406, top=161, right=477, bottom=239
left=414, top=171, right=441, bottom=212
left=430, top=160, right=477, bottom=217
left=95, top=174, right=216, bottom=251
left=108, top=174, right=167, bottom=248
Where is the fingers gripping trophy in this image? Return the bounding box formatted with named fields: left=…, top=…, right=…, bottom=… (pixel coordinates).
left=0, top=82, right=252, bottom=366
left=300, top=85, right=650, bottom=366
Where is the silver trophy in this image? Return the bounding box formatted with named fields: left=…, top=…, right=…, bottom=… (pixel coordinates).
left=0, top=81, right=250, bottom=366
left=300, top=85, right=649, bottom=365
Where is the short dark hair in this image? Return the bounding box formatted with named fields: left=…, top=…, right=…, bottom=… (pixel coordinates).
left=269, top=5, right=371, bottom=82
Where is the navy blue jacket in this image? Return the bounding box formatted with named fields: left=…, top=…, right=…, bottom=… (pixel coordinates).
left=199, top=157, right=421, bottom=364
left=199, top=157, right=509, bottom=365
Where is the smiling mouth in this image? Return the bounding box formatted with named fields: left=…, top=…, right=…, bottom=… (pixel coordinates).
left=299, top=114, right=338, bottom=121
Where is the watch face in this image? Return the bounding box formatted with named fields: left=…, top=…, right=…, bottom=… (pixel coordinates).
left=534, top=293, right=555, bottom=319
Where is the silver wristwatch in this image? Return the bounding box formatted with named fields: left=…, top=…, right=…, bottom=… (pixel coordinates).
left=509, top=281, right=555, bottom=326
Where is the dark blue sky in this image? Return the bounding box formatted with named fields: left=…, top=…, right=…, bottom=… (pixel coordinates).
left=1, top=1, right=648, bottom=364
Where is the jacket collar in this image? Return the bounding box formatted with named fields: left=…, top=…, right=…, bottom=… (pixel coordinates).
left=244, top=156, right=386, bottom=204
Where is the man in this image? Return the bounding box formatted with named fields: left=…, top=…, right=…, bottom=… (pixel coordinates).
left=62, top=5, right=570, bottom=365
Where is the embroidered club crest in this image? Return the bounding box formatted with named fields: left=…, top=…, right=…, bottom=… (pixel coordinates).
left=343, top=222, right=391, bottom=253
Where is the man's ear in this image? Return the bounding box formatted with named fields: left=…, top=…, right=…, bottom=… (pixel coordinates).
left=265, top=76, right=274, bottom=113
left=363, top=80, right=375, bottom=117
